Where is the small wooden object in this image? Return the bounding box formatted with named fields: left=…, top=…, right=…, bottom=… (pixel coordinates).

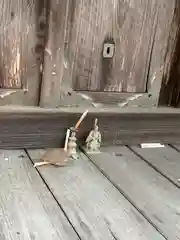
left=74, top=110, right=88, bottom=130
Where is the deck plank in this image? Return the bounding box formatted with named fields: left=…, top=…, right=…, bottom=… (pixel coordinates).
left=130, top=145, right=180, bottom=187
left=0, top=150, right=79, bottom=240
left=172, top=145, right=180, bottom=154
left=83, top=146, right=180, bottom=239
left=28, top=149, right=165, bottom=240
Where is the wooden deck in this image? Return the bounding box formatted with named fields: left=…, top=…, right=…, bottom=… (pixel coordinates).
left=1, top=145, right=180, bottom=239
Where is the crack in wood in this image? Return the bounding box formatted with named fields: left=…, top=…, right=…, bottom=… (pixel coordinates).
left=25, top=149, right=82, bottom=240
left=104, top=219, right=120, bottom=240
left=82, top=147, right=168, bottom=240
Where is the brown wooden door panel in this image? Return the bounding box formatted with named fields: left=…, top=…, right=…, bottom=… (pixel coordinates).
left=0, top=0, right=41, bottom=106
left=40, top=0, right=177, bottom=108
left=70, top=0, right=158, bottom=93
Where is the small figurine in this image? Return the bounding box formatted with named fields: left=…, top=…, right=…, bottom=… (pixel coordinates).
left=85, top=119, right=101, bottom=153
left=67, top=128, right=78, bottom=160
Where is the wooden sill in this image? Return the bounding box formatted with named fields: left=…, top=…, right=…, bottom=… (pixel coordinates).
left=0, top=105, right=180, bottom=149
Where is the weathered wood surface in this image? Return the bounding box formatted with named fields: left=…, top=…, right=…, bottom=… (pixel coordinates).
left=84, top=146, right=180, bottom=239
left=70, top=0, right=154, bottom=92
left=39, top=0, right=178, bottom=108
left=0, top=106, right=180, bottom=148
left=0, top=0, right=40, bottom=106
left=68, top=0, right=174, bottom=94
left=0, top=150, right=79, bottom=240
left=40, top=0, right=71, bottom=107
left=148, top=0, right=179, bottom=104
left=55, top=92, right=156, bottom=108
left=173, top=145, right=180, bottom=153
left=158, top=0, right=180, bottom=107
left=28, top=149, right=165, bottom=240
left=130, top=145, right=180, bottom=188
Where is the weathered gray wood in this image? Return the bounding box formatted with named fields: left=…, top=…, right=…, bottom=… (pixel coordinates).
left=0, top=106, right=180, bottom=148
left=0, top=150, right=79, bottom=240
left=158, top=0, right=180, bottom=107
left=28, top=149, right=165, bottom=240
left=40, top=0, right=178, bottom=108
left=173, top=145, right=180, bottom=152
left=56, top=92, right=156, bottom=108
left=84, top=146, right=180, bottom=239
left=40, top=0, right=71, bottom=107
left=0, top=0, right=41, bottom=106
left=70, top=0, right=155, bottom=92
left=68, top=0, right=175, bottom=97
left=148, top=0, right=179, bottom=105
left=130, top=145, right=180, bottom=188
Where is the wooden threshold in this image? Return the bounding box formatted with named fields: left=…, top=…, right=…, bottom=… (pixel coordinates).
left=0, top=106, right=180, bottom=149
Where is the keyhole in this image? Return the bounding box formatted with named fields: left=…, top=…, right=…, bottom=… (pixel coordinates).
left=11, top=12, right=14, bottom=20
left=107, top=47, right=110, bottom=55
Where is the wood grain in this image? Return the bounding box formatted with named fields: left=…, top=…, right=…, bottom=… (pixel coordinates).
left=130, top=145, right=180, bottom=188
left=158, top=0, right=180, bottom=107
left=28, top=149, right=165, bottom=240
left=39, top=0, right=178, bottom=108
left=40, top=0, right=71, bottom=107
left=0, top=0, right=41, bottom=106
left=69, top=0, right=160, bottom=92
left=84, top=146, right=180, bottom=239
left=147, top=0, right=179, bottom=103
left=0, top=106, right=180, bottom=148
left=0, top=150, right=79, bottom=240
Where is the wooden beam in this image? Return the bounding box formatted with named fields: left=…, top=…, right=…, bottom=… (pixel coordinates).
left=0, top=106, right=180, bottom=149
left=40, top=0, right=71, bottom=107
left=147, top=0, right=178, bottom=104
left=158, top=0, right=180, bottom=107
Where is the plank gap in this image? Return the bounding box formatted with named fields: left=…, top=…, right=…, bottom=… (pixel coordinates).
left=84, top=146, right=180, bottom=239
left=127, top=146, right=180, bottom=190
left=81, top=147, right=167, bottom=240
left=25, top=149, right=82, bottom=240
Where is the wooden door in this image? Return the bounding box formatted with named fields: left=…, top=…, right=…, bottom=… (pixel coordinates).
left=40, top=0, right=176, bottom=108
left=0, top=0, right=41, bottom=106
left=71, top=0, right=152, bottom=93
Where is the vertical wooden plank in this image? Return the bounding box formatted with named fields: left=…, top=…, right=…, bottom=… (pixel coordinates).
left=0, top=0, right=39, bottom=89
left=158, top=0, right=180, bottom=107
left=40, top=0, right=71, bottom=107
left=130, top=145, right=180, bottom=187
left=0, top=0, right=41, bottom=105
left=0, top=0, right=23, bottom=88
left=148, top=0, right=179, bottom=104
